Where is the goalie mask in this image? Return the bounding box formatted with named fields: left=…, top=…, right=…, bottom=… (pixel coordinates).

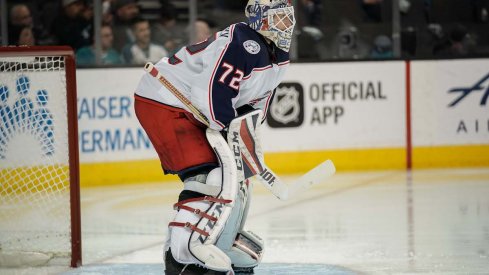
left=245, top=0, right=296, bottom=52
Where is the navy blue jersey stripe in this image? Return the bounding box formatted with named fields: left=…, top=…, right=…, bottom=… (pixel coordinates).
left=207, top=24, right=236, bottom=128
left=207, top=23, right=290, bottom=128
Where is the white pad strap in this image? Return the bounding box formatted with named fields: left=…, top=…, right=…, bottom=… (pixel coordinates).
left=184, top=181, right=221, bottom=197
left=183, top=168, right=223, bottom=197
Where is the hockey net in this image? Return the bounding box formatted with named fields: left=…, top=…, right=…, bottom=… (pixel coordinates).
left=0, top=46, right=81, bottom=268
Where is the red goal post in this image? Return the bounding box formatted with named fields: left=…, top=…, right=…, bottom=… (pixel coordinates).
left=0, top=46, right=81, bottom=268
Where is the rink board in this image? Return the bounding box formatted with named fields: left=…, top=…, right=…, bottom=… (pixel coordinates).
left=79, top=143, right=489, bottom=186
left=79, top=147, right=406, bottom=186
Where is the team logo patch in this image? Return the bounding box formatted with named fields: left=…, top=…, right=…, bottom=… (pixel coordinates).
left=243, top=40, right=261, bottom=54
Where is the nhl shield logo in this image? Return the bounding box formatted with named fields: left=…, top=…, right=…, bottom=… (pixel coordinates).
left=267, top=83, right=304, bottom=128
left=243, top=40, right=261, bottom=54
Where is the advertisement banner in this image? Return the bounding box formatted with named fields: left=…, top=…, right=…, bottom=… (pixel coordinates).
left=261, top=61, right=406, bottom=152
left=77, top=62, right=406, bottom=163
left=77, top=68, right=157, bottom=163
left=411, top=59, right=489, bottom=146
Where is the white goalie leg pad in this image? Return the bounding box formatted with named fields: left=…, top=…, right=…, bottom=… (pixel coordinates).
left=168, top=129, right=239, bottom=272
left=216, top=184, right=264, bottom=269
left=213, top=110, right=268, bottom=269
left=229, top=181, right=264, bottom=269
left=215, top=177, right=251, bottom=254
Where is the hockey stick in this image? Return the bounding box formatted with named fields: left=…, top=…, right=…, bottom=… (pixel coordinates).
left=143, top=62, right=336, bottom=200
left=276, top=159, right=336, bottom=200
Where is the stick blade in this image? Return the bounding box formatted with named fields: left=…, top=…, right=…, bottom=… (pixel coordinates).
left=283, top=159, right=336, bottom=199
left=301, top=159, right=336, bottom=185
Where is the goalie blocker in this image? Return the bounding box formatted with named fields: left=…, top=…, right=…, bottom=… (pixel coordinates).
left=164, top=111, right=266, bottom=274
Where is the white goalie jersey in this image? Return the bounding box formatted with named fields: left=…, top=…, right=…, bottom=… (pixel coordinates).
left=135, top=22, right=290, bottom=130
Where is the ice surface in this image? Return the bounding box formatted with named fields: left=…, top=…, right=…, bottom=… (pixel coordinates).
left=3, top=168, right=489, bottom=274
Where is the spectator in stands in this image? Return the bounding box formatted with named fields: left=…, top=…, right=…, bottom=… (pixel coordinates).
left=300, top=0, right=322, bottom=27
left=331, top=25, right=370, bottom=59
left=9, top=4, right=33, bottom=27
left=76, top=24, right=122, bottom=66
left=189, top=18, right=215, bottom=44
left=101, top=0, right=115, bottom=24
left=82, top=2, right=95, bottom=24
left=9, top=26, right=36, bottom=46
left=151, top=4, right=184, bottom=55
left=8, top=4, right=54, bottom=45
left=370, top=35, right=393, bottom=59
left=51, top=0, right=92, bottom=50
left=296, top=0, right=324, bottom=60
left=33, top=1, right=61, bottom=42
left=433, top=24, right=475, bottom=57
left=122, top=17, right=168, bottom=64
left=8, top=4, right=33, bottom=45
left=112, top=0, right=140, bottom=52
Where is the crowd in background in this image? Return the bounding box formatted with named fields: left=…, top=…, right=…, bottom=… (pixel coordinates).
left=3, top=0, right=489, bottom=66
left=295, top=0, right=489, bottom=60
left=4, top=0, right=216, bottom=66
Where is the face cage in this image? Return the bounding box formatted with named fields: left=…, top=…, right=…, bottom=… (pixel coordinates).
left=267, top=6, right=296, bottom=37
left=264, top=6, right=295, bottom=51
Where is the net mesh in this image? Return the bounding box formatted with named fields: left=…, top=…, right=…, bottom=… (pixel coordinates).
left=0, top=56, right=72, bottom=266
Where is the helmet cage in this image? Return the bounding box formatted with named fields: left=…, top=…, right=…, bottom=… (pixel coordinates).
left=266, top=6, right=295, bottom=51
